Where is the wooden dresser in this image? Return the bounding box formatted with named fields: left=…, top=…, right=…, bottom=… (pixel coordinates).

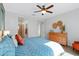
left=48, top=32, right=67, bottom=46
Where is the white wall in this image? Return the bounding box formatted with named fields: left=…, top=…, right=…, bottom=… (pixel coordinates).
left=42, top=8, right=79, bottom=46
left=5, top=12, right=40, bottom=37
left=27, top=17, right=41, bottom=37
left=5, top=12, right=18, bottom=35
left=40, top=21, right=46, bottom=37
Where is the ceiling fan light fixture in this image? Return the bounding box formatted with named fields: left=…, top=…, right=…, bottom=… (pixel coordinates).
left=41, top=10, right=46, bottom=14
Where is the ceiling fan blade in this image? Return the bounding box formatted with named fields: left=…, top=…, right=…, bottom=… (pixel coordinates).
left=46, top=11, right=53, bottom=13
left=34, top=10, right=42, bottom=13
left=46, top=5, right=54, bottom=9
left=36, top=5, right=42, bottom=9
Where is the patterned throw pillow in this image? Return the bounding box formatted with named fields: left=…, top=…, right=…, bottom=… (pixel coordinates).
left=15, top=34, right=24, bottom=45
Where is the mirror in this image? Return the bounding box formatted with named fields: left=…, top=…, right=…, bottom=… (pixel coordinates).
left=18, top=17, right=25, bottom=38
left=52, top=20, right=65, bottom=33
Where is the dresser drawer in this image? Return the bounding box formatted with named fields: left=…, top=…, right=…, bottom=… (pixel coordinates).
left=48, top=32, right=67, bottom=46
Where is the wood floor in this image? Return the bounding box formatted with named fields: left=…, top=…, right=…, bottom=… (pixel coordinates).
left=62, top=46, right=79, bottom=56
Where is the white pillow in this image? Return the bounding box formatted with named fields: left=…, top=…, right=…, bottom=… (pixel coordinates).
left=12, top=35, right=18, bottom=47
left=0, top=30, right=10, bottom=42
left=3, top=30, right=10, bottom=36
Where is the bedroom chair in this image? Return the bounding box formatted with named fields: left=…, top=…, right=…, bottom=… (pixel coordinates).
left=72, top=41, right=79, bottom=51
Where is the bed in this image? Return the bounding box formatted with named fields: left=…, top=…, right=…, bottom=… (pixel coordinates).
left=0, top=35, right=15, bottom=56
left=0, top=35, right=73, bottom=56
left=15, top=37, right=72, bottom=56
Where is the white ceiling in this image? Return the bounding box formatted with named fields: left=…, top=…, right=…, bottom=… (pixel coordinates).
left=3, top=3, right=79, bottom=21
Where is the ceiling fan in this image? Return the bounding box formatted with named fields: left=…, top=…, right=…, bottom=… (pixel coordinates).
left=34, top=4, right=54, bottom=15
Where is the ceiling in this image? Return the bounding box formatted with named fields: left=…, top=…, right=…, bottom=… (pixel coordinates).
left=3, top=3, right=79, bottom=21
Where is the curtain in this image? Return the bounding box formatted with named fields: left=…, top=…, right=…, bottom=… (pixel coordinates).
left=0, top=3, right=5, bottom=30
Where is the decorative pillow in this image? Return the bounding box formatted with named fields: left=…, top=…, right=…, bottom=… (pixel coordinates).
left=12, top=35, right=18, bottom=47
left=15, top=34, right=24, bottom=45
left=3, top=31, right=10, bottom=36
left=0, top=30, right=10, bottom=42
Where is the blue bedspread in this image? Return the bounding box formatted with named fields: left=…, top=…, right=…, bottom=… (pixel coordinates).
left=0, top=35, right=15, bottom=56
left=15, top=37, right=53, bottom=56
